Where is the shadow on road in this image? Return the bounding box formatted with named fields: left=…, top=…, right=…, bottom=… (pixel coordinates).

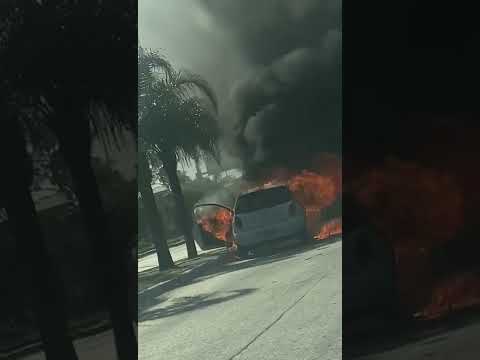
left=138, top=236, right=341, bottom=319
left=139, top=288, right=257, bottom=322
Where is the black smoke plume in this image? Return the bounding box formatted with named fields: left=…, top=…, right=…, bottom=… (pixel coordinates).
left=199, top=0, right=341, bottom=177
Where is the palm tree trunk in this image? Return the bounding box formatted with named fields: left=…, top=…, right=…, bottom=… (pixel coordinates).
left=1, top=120, right=77, bottom=359
left=59, top=136, right=137, bottom=360
left=138, top=151, right=174, bottom=269
left=162, top=151, right=198, bottom=259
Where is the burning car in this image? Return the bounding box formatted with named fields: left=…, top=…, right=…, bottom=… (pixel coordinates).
left=232, top=185, right=310, bottom=257
left=191, top=161, right=343, bottom=256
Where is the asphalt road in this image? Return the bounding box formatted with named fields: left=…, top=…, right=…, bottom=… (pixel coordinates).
left=138, top=237, right=342, bottom=360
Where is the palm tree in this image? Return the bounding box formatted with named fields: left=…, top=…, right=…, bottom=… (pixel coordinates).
left=139, top=49, right=219, bottom=259
left=138, top=47, right=176, bottom=269
left=139, top=145, right=175, bottom=269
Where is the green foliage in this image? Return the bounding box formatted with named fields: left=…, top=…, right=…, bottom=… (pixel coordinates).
left=138, top=47, right=219, bottom=166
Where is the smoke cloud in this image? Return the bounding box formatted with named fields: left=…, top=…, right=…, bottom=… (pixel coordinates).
left=231, top=42, right=341, bottom=177
left=198, top=0, right=341, bottom=176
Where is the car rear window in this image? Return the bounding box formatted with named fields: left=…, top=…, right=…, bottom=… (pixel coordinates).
left=235, top=186, right=291, bottom=213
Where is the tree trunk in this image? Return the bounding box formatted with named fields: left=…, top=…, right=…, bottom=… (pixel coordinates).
left=162, top=152, right=198, bottom=259
left=138, top=151, right=174, bottom=269
left=1, top=120, right=78, bottom=359
left=59, top=134, right=137, bottom=360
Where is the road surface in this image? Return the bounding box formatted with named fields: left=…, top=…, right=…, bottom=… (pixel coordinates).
left=139, top=237, right=342, bottom=360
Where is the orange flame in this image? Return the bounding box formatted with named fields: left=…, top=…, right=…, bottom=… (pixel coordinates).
left=288, top=170, right=338, bottom=209
left=315, top=218, right=342, bottom=240
left=258, top=154, right=342, bottom=240
left=197, top=208, right=233, bottom=241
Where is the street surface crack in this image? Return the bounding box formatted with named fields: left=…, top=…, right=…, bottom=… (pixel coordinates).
left=228, top=273, right=329, bottom=360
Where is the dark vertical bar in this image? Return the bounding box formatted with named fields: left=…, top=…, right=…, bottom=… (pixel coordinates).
left=343, top=1, right=480, bottom=358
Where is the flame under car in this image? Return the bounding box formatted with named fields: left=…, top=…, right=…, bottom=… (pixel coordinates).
left=232, top=185, right=310, bottom=257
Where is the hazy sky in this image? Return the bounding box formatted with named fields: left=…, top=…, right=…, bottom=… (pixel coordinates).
left=139, top=0, right=250, bottom=109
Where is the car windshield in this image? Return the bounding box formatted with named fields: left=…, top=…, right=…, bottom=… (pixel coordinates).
left=235, top=186, right=291, bottom=213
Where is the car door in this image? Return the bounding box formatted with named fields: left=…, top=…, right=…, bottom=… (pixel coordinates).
left=192, top=203, right=234, bottom=250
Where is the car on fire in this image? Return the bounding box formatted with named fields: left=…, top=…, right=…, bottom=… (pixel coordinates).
left=232, top=185, right=310, bottom=257
left=192, top=188, right=236, bottom=251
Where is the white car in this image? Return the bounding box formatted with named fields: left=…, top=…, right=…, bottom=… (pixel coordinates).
left=232, top=185, right=309, bottom=256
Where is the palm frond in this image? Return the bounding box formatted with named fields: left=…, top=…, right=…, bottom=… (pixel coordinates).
left=138, top=47, right=174, bottom=92
left=174, top=70, right=218, bottom=114
left=138, top=49, right=220, bottom=170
